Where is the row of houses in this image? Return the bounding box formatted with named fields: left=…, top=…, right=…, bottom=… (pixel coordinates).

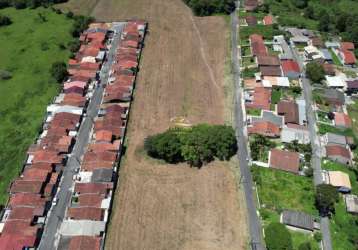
left=0, top=22, right=110, bottom=250
left=56, top=21, right=147, bottom=250
left=244, top=15, right=273, bottom=26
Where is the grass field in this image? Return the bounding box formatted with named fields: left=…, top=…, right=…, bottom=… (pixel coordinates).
left=0, top=7, right=73, bottom=205
left=58, top=0, right=249, bottom=249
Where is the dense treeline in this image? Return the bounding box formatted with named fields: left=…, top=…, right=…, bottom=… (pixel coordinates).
left=0, top=0, right=67, bottom=9
left=182, top=0, right=236, bottom=16
left=144, top=124, right=237, bottom=167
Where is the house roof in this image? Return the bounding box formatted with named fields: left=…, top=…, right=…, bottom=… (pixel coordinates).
left=248, top=121, right=280, bottom=137
left=8, top=206, right=45, bottom=221
left=345, top=194, right=358, bottom=214
left=68, top=236, right=101, bottom=250
left=0, top=235, right=37, bottom=250
left=77, top=194, right=105, bottom=207
left=328, top=171, right=351, bottom=189
left=334, top=112, right=352, bottom=128
left=260, top=66, right=282, bottom=76
left=246, top=87, right=271, bottom=110
left=269, top=149, right=300, bottom=173
left=346, top=79, right=358, bottom=89
left=60, top=220, right=106, bottom=236
left=263, top=15, right=273, bottom=25
left=342, top=50, right=356, bottom=65
left=2, top=221, right=39, bottom=237
left=22, top=168, right=51, bottom=182
left=256, top=110, right=284, bottom=127
left=326, top=133, right=347, bottom=146
left=281, top=210, right=314, bottom=231
left=281, top=126, right=310, bottom=144
left=257, top=55, right=280, bottom=66
left=67, top=207, right=104, bottom=221
left=74, top=182, right=113, bottom=195
left=320, top=89, right=345, bottom=105
left=322, top=63, right=335, bottom=76
left=91, top=168, right=113, bottom=183
left=277, top=100, right=299, bottom=124
left=10, top=180, right=44, bottom=194
left=325, top=76, right=346, bottom=88
left=87, top=141, right=120, bottom=153
left=341, top=42, right=355, bottom=51
left=8, top=193, right=47, bottom=208
left=281, top=60, right=300, bottom=74
left=326, top=145, right=351, bottom=159
left=245, top=16, right=257, bottom=26
left=95, top=130, right=113, bottom=142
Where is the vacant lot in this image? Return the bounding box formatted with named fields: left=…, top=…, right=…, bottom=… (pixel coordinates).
left=0, top=7, right=73, bottom=205
left=56, top=0, right=247, bottom=249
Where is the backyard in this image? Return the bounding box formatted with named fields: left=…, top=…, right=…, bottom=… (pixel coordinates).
left=0, top=7, right=74, bottom=205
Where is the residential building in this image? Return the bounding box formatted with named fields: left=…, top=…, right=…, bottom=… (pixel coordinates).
left=269, top=149, right=300, bottom=174
left=322, top=170, right=351, bottom=193
left=277, top=100, right=299, bottom=124
left=281, top=210, right=315, bottom=233
left=325, top=145, right=352, bottom=165
left=281, top=60, right=300, bottom=79
left=345, top=194, right=358, bottom=214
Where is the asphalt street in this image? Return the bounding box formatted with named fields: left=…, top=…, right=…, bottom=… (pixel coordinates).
left=290, top=45, right=333, bottom=250
left=231, top=2, right=265, bottom=250
left=38, top=23, right=124, bottom=250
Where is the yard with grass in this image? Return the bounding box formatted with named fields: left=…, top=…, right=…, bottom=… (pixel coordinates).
left=329, top=49, right=342, bottom=66
left=317, top=110, right=332, bottom=124
left=271, top=88, right=281, bottom=104
left=0, top=7, right=74, bottom=205
left=240, top=24, right=282, bottom=41
left=253, top=166, right=320, bottom=250
left=318, top=123, right=354, bottom=137
left=246, top=108, right=261, bottom=116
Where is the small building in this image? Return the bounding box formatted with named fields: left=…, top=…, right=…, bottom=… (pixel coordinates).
left=245, top=87, right=271, bottom=110
left=319, top=89, right=345, bottom=106
left=269, top=149, right=300, bottom=174
left=338, top=49, right=357, bottom=66
left=325, top=75, right=346, bottom=89
left=252, top=110, right=284, bottom=127
left=281, top=210, right=315, bottom=233
left=320, top=49, right=333, bottom=63
left=277, top=100, right=299, bottom=124
left=304, top=45, right=322, bottom=61
left=60, top=220, right=106, bottom=236
left=248, top=121, right=280, bottom=138
left=322, top=63, right=335, bottom=76
left=245, top=16, right=257, bottom=26
left=325, top=145, right=352, bottom=165
left=257, top=55, right=280, bottom=67
left=341, top=42, right=355, bottom=51
left=263, top=15, right=273, bottom=25
left=325, top=41, right=340, bottom=49
left=334, top=112, right=352, bottom=128
left=273, top=35, right=293, bottom=60
left=296, top=99, right=307, bottom=125
left=260, top=66, right=282, bottom=76
left=345, top=194, right=358, bottom=214
left=245, top=0, right=258, bottom=11
left=346, top=79, right=358, bottom=95
left=281, top=125, right=310, bottom=144
left=281, top=60, right=300, bottom=79
left=324, top=133, right=348, bottom=147
left=323, top=170, right=351, bottom=193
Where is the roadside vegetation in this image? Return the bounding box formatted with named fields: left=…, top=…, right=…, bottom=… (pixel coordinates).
left=144, top=124, right=237, bottom=167
left=0, top=0, right=68, bottom=9
left=0, top=7, right=74, bottom=205
left=182, top=0, right=235, bottom=16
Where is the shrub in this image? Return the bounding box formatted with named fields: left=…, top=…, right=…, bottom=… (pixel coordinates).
left=315, top=184, right=339, bottom=216
left=265, top=222, right=293, bottom=250
left=314, top=232, right=322, bottom=242
left=0, top=14, right=11, bottom=26
left=68, top=39, right=80, bottom=53
left=144, top=124, right=237, bottom=167
left=0, top=70, right=12, bottom=80
left=298, top=242, right=312, bottom=250
left=71, top=15, right=94, bottom=37
left=50, top=61, right=68, bottom=83
left=306, top=62, right=325, bottom=83
left=183, top=0, right=236, bottom=16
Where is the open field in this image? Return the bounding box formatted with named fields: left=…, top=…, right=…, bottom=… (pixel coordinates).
left=59, top=0, right=248, bottom=249
left=0, top=7, right=73, bottom=205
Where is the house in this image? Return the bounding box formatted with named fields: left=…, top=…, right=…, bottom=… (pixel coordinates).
left=244, top=0, right=258, bottom=11
left=323, top=170, right=351, bottom=193
left=260, top=66, right=282, bottom=76
left=281, top=210, right=315, bottom=233
left=281, top=124, right=310, bottom=144
left=324, top=133, right=348, bottom=147
left=319, top=89, right=345, bottom=106
left=340, top=42, right=355, bottom=51
left=252, top=110, right=284, bottom=127
left=248, top=121, right=280, bottom=138
left=273, top=35, right=293, bottom=60
left=304, top=45, right=322, bottom=61
left=257, top=55, right=280, bottom=66
left=277, top=100, right=299, bottom=124
left=245, top=16, right=257, bottom=26
left=338, top=49, right=356, bottom=66
left=250, top=34, right=268, bottom=56
left=296, top=99, right=307, bottom=125
left=325, top=145, right=351, bottom=165
left=334, top=112, right=352, bottom=128
left=0, top=235, right=37, bottom=250
left=325, top=41, right=340, bottom=49
left=281, top=60, right=300, bottom=79
left=322, top=63, right=335, bottom=76
left=320, top=49, right=333, bottom=63
left=269, top=149, right=300, bottom=174
left=59, top=220, right=106, bottom=236
left=67, top=207, right=104, bottom=221
left=310, top=37, right=324, bottom=48
left=263, top=76, right=290, bottom=87
left=325, top=75, right=346, bottom=89
left=263, top=15, right=273, bottom=25
left=346, top=79, right=358, bottom=95
left=345, top=194, right=358, bottom=214
left=245, top=87, right=271, bottom=110
left=67, top=236, right=102, bottom=250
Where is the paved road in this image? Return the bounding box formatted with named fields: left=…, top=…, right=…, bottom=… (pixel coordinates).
left=231, top=3, right=265, bottom=250
left=38, top=23, right=125, bottom=250
left=290, top=45, right=333, bottom=250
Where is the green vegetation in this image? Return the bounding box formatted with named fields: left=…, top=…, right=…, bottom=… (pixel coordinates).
left=271, top=88, right=281, bottom=104
left=246, top=108, right=261, bottom=116
left=182, top=0, right=235, bottom=16
left=250, top=135, right=275, bottom=162
left=242, top=66, right=258, bottom=78
left=71, top=14, right=94, bottom=37
left=240, top=24, right=282, bottom=41
left=306, top=62, right=325, bottom=84
left=0, top=7, right=74, bottom=205
left=315, top=183, right=339, bottom=216
left=265, top=222, right=293, bottom=250
left=50, top=61, right=68, bottom=82
left=318, top=123, right=353, bottom=137
left=329, top=48, right=342, bottom=66
left=0, top=14, right=10, bottom=25
left=317, top=110, right=332, bottom=124
left=144, top=124, right=237, bottom=167
left=0, top=0, right=68, bottom=9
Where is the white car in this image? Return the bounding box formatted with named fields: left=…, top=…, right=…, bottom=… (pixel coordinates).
left=52, top=197, right=58, bottom=206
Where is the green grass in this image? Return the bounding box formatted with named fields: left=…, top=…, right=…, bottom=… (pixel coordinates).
left=247, top=108, right=261, bottom=116
left=271, top=88, right=281, bottom=104
left=321, top=160, right=358, bottom=195
left=252, top=166, right=317, bottom=215
left=242, top=67, right=258, bottom=79
left=238, top=9, right=267, bottom=20
left=318, top=123, right=354, bottom=137
left=317, top=110, right=332, bottom=124
left=0, top=7, right=74, bottom=205
left=240, top=24, right=283, bottom=41
left=329, top=48, right=342, bottom=66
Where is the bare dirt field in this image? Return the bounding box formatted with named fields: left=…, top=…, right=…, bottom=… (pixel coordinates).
left=59, top=0, right=247, bottom=249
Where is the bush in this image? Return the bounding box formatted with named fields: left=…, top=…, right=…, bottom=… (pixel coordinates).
left=144, top=124, right=237, bottom=167
left=315, top=184, right=339, bottom=216
left=265, top=222, right=293, bottom=250
left=298, top=242, right=312, bottom=250
left=50, top=61, right=68, bottom=83
left=314, top=232, right=322, bottom=242
left=68, top=39, right=80, bottom=53
left=306, top=62, right=325, bottom=83
left=0, top=69, right=12, bottom=80
left=0, top=14, right=11, bottom=26
left=71, top=15, right=94, bottom=37
left=183, top=0, right=236, bottom=16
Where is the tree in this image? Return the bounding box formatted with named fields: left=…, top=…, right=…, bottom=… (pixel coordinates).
left=318, top=10, right=331, bottom=32
left=208, top=125, right=237, bottom=160
left=71, top=15, right=94, bottom=37
left=306, top=62, right=325, bottom=83
left=144, top=129, right=183, bottom=163
left=298, top=242, right=312, bottom=250
left=304, top=5, right=314, bottom=19
left=327, top=112, right=335, bottom=120
left=265, top=222, right=293, bottom=250
left=50, top=61, right=68, bottom=83
left=315, top=184, right=339, bottom=216
left=68, top=39, right=80, bottom=53
left=0, top=14, right=11, bottom=26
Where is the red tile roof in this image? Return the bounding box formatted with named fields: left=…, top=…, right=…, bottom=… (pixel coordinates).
left=341, top=42, right=355, bottom=51
left=96, top=130, right=113, bottom=142
left=245, top=16, right=257, bottom=26
left=260, top=66, right=282, bottom=76
left=68, top=236, right=101, bottom=250
left=0, top=235, right=37, bottom=250
left=326, top=145, right=351, bottom=159
left=334, top=112, right=352, bottom=128
left=8, top=206, right=45, bottom=221
left=263, top=15, right=273, bottom=25
left=88, top=141, right=121, bottom=153
left=77, top=193, right=104, bottom=207
left=246, top=87, right=271, bottom=110
left=277, top=100, right=299, bottom=124
left=22, top=168, right=51, bottom=182
left=248, top=121, right=280, bottom=137
left=257, top=55, right=280, bottom=66
left=2, top=221, right=39, bottom=237
left=31, top=150, right=63, bottom=165
left=67, top=207, right=104, bottom=221
left=8, top=193, right=47, bottom=208
left=74, top=182, right=113, bottom=195
left=342, top=50, right=356, bottom=65
left=269, top=149, right=300, bottom=173
left=10, top=180, right=44, bottom=194
left=281, top=60, right=300, bottom=74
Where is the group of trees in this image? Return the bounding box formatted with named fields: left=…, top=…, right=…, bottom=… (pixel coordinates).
left=182, top=0, right=236, bottom=16
left=315, top=183, right=339, bottom=216
left=250, top=134, right=275, bottom=161
left=50, top=61, right=68, bottom=83
left=306, top=62, right=325, bottom=84
left=144, top=124, right=237, bottom=167
left=0, top=0, right=68, bottom=9
left=265, top=222, right=293, bottom=250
